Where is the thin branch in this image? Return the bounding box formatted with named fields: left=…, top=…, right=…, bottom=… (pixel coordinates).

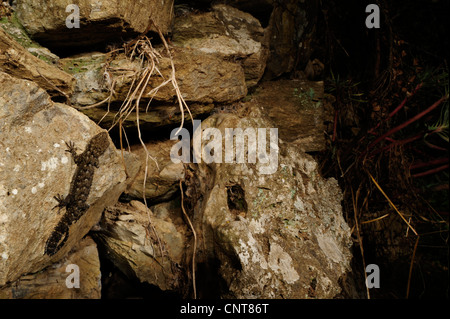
left=180, top=180, right=197, bottom=299
left=364, top=95, right=448, bottom=154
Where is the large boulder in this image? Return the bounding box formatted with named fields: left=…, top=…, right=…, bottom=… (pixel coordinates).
left=15, top=0, right=173, bottom=52
left=186, top=109, right=352, bottom=298
left=0, top=71, right=127, bottom=285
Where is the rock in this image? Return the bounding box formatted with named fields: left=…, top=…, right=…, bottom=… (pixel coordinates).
left=147, top=47, right=247, bottom=103
left=94, top=200, right=187, bottom=292
left=0, top=27, right=74, bottom=99
left=1, top=11, right=60, bottom=65
left=264, top=0, right=319, bottom=79
left=58, top=52, right=110, bottom=106
left=0, top=72, right=127, bottom=286
left=57, top=47, right=244, bottom=129
left=26, top=47, right=60, bottom=65
left=172, top=4, right=269, bottom=88
left=15, top=0, right=173, bottom=52
left=0, top=237, right=101, bottom=299
left=216, top=0, right=273, bottom=24
left=186, top=111, right=352, bottom=298
left=124, top=139, right=185, bottom=202
left=80, top=102, right=215, bottom=132
left=249, top=79, right=326, bottom=152
left=60, top=48, right=247, bottom=107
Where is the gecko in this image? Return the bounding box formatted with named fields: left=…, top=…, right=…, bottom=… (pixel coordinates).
left=44, top=131, right=109, bottom=256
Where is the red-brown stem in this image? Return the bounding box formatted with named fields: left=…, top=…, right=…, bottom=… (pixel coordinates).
left=369, top=133, right=422, bottom=157
left=388, top=83, right=423, bottom=118
left=412, top=164, right=449, bottom=178
left=433, top=184, right=449, bottom=191
left=385, top=137, right=396, bottom=143
left=410, top=157, right=449, bottom=170
left=332, top=109, right=338, bottom=142
left=424, top=140, right=448, bottom=151
left=366, top=95, right=448, bottom=152
left=368, top=83, right=423, bottom=134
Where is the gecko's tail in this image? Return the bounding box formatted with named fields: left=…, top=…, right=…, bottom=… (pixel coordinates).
left=44, top=221, right=69, bottom=256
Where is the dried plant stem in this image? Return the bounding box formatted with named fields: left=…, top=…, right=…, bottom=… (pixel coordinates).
left=367, top=171, right=423, bottom=297
left=406, top=235, right=420, bottom=298
left=154, top=26, right=193, bottom=135
left=360, top=213, right=390, bottom=224
left=74, top=96, right=110, bottom=110
left=368, top=171, right=418, bottom=236
left=351, top=185, right=370, bottom=299
left=180, top=180, right=197, bottom=299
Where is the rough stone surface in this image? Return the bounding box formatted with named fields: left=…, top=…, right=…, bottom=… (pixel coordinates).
left=0, top=237, right=101, bottom=299
left=94, top=200, right=187, bottom=292
left=172, top=4, right=269, bottom=87
left=124, top=139, right=185, bottom=202
left=187, top=110, right=352, bottom=298
left=264, top=0, right=319, bottom=79
left=0, top=71, right=127, bottom=286
left=1, top=11, right=60, bottom=65
left=15, top=0, right=173, bottom=51
left=60, top=48, right=247, bottom=107
left=249, top=79, right=327, bottom=152
left=0, top=27, right=74, bottom=99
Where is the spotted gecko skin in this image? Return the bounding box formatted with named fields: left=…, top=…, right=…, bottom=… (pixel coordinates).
left=44, top=132, right=109, bottom=256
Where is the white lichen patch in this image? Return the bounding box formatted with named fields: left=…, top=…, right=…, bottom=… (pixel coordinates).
left=0, top=213, right=8, bottom=224
left=316, top=232, right=345, bottom=265
left=268, top=243, right=299, bottom=284
left=238, top=234, right=268, bottom=270
left=237, top=239, right=250, bottom=267
left=299, top=157, right=317, bottom=174
left=294, top=197, right=304, bottom=210
left=40, top=157, right=60, bottom=171
left=61, top=156, right=69, bottom=164
left=248, top=215, right=267, bottom=234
